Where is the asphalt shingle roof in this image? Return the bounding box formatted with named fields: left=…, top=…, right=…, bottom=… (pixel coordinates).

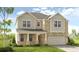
left=31, top=12, right=49, bottom=19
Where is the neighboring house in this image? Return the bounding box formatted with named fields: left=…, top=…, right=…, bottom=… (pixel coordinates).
left=16, top=12, right=68, bottom=45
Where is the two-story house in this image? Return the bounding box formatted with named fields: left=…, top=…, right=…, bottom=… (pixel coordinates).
left=16, top=12, right=68, bottom=45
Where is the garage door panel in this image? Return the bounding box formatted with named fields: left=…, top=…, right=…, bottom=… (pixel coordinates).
left=48, top=36, right=66, bottom=45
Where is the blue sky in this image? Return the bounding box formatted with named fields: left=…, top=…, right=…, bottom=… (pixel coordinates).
left=3, top=7, right=79, bottom=34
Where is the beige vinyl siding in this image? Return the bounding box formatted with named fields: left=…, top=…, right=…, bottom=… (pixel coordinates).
left=16, top=13, right=43, bottom=30
left=50, top=14, right=66, bottom=33
left=17, top=14, right=36, bottom=29
left=36, top=20, right=43, bottom=29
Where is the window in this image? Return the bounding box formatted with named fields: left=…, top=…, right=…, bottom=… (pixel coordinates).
left=23, top=21, right=26, bottom=27
left=58, top=21, right=61, bottom=27
left=20, top=34, right=24, bottom=42
left=54, top=21, right=57, bottom=27
left=27, top=21, right=31, bottom=27
left=37, top=22, right=40, bottom=26
left=54, top=21, right=61, bottom=27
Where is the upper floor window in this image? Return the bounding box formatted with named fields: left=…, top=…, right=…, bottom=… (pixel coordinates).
left=58, top=21, right=61, bottom=27
left=23, top=21, right=26, bottom=27
left=37, top=22, right=40, bottom=26
left=54, top=21, right=61, bottom=27
left=54, top=21, right=57, bottom=27
left=27, top=21, right=31, bottom=27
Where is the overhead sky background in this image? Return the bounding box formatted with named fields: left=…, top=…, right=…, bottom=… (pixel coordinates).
left=3, top=7, right=79, bottom=34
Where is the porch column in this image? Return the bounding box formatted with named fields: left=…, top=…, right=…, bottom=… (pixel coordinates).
left=26, top=33, right=29, bottom=45
left=36, top=34, right=39, bottom=44
left=45, top=33, right=47, bottom=44
left=16, top=33, right=20, bottom=45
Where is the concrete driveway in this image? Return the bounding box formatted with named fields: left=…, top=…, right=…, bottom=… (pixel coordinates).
left=55, top=45, right=79, bottom=52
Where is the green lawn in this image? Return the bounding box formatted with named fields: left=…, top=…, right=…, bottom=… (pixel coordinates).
left=0, top=39, right=4, bottom=47
left=13, top=46, right=64, bottom=52
left=0, top=39, right=10, bottom=47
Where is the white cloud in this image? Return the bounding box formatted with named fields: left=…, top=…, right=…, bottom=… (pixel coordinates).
left=61, top=8, right=79, bottom=17
left=40, top=10, right=56, bottom=15
left=32, top=7, right=48, bottom=12
left=71, top=8, right=79, bottom=17
left=32, top=8, right=41, bottom=12
left=40, top=7, right=47, bottom=10
left=68, top=25, right=79, bottom=34
left=17, top=11, right=25, bottom=15
left=61, top=8, right=74, bottom=16
left=32, top=8, right=56, bottom=15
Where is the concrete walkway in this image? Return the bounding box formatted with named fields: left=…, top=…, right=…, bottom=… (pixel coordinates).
left=55, top=45, right=79, bottom=52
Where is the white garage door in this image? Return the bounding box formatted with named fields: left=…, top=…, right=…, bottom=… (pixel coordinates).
left=48, top=36, right=67, bottom=45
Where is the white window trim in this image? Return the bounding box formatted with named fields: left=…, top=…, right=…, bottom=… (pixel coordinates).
left=54, top=21, right=61, bottom=28
left=27, top=21, right=31, bottom=27
left=50, top=20, right=62, bottom=32
left=23, top=21, right=26, bottom=27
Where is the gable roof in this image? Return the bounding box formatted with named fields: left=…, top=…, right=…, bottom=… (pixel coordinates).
left=17, top=12, right=67, bottom=21
left=31, top=12, right=49, bottom=19
left=48, top=13, right=67, bottom=21
left=17, top=12, right=50, bottom=19
left=53, top=13, right=65, bottom=18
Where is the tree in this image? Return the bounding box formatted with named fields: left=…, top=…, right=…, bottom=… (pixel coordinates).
left=0, top=7, right=14, bottom=47
left=72, top=29, right=77, bottom=37
left=2, top=19, right=12, bottom=32
left=0, top=22, right=2, bottom=33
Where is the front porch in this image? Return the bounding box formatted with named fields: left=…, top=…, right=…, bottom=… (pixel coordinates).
left=16, top=31, right=47, bottom=45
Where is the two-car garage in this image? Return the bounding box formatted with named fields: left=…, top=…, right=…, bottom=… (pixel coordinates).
left=48, top=36, right=67, bottom=45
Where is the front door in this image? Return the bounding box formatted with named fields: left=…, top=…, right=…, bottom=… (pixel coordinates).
left=38, top=34, right=45, bottom=45
left=38, top=35, right=41, bottom=45
left=29, top=34, right=33, bottom=45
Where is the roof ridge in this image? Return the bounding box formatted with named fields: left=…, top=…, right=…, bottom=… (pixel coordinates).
left=17, top=12, right=51, bottom=19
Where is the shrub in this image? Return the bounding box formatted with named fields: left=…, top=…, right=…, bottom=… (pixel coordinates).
left=12, top=38, right=15, bottom=43
left=0, top=47, right=14, bottom=52
left=33, top=44, right=40, bottom=46
left=9, top=36, right=17, bottom=47
left=67, top=37, right=75, bottom=45
left=24, top=44, right=40, bottom=47
left=9, top=43, right=17, bottom=47
left=43, top=44, right=48, bottom=46
left=29, top=44, right=48, bottom=47
left=16, top=45, right=23, bottom=47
